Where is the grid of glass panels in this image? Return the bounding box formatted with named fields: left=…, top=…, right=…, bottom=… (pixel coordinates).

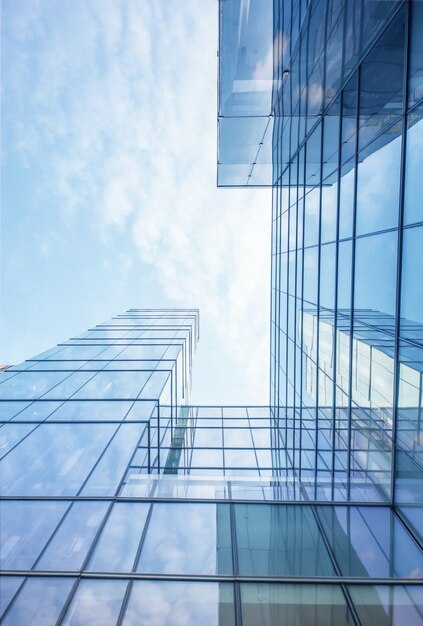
left=2, top=307, right=423, bottom=622
left=270, top=0, right=423, bottom=550
left=0, top=309, right=199, bottom=486
left=2, top=499, right=423, bottom=624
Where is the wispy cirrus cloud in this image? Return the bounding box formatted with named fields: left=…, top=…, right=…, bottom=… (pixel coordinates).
left=2, top=0, right=271, bottom=403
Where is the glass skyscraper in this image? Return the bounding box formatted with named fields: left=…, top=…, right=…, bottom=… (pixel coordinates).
left=2, top=0, right=423, bottom=624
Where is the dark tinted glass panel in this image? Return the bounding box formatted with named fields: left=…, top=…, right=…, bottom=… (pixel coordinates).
left=359, top=7, right=405, bottom=149
left=408, top=1, right=423, bottom=109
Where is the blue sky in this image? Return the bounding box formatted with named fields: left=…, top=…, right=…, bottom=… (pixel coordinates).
left=1, top=0, right=271, bottom=404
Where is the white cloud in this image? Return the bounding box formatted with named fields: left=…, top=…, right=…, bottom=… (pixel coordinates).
left=3, top=0, right=271, bottom=403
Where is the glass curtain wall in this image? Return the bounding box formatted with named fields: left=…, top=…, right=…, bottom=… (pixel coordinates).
left=270, top=0, right=423, bottom=543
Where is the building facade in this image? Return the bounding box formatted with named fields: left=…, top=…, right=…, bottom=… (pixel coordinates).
left=2, top=308, right=423, bottom=624
left=268, top=0, right=423, bottom=550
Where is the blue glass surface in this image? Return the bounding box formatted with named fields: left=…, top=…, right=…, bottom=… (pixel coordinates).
left=1, top=577, right=74, bottom=626
left=122, top=580, right=233, bottom=626
left=137, top=503, right=218, bottom=575
left=88, top=502, right=150, bottom=572
left=0, top=576, right=24, bottom=618
left=356, top=133, right=402, bottom=236
left=62, top=579, right=127, bottom=625
left=36, top=501, right=108, bottom=571
left=354, top=231, right=398, bottom=320
left=81, top=423, right=145, bottom=496
left=0, top=424, right=36, bottom=458
left=401, top=226, right=423, bottom=343
left=0, top=423, right=116, bottom=495
left=0, top=501, right=68, bottom=569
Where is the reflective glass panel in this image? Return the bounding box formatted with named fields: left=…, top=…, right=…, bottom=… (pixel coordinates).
left=235, top=504, right=335, bottom=576
left=0, top=501, right=68, bottom=569
left=88, top=503, right=149, bottom=572
left=0, top=577, right=24, bottom=618
left=356, top=133, right=402, bottom=236
left=404, top=111, right=423, bottom=226
left=240, top=583, right=353, bottom=626
left=2, top=577, right=74, bottom=626
left=122, top=581, right=234, bottom=626
left=137, top=503, right=218, bottom=575
left=317, top=506, right=423, bottom=578
left=36, top=501, right=108, bottom=571
left=401, top=226, right=423, bottom=344
left=62, top=580, right=127, bottom=625
left=349, top=585, right=423, bottom=626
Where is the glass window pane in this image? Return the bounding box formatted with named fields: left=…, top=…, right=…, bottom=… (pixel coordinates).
left=338, top=163, right=355, bottom=240
left=225, top=448, right=257, bottom=468
left=36, top=501, right=108, bottom=571
left=317, top=506, right=423, bottom=578
left=81, top=423, right=145, bottom=496
left=71, top=371, right=151, bottom=399
left=11, top=401, right=60, bottom=422
left=359, top=7, right=405, bottom=149
left=0, top=402, right=31, bottom=421
left=241, top=583, right=353, bottom=626
left=354, top=231, right=397, bottom=320
left=223, top=429, right=253, bottom=447
left=122, top=581, right=234, bottom=626
left=408, top=1, right=423, bottom=109
left=49, top=400, right=133, bottom=421
left=235, top=504, right=335, bottom=577
left=0, top=424, right=116, bottom=496
left=0, top=501, right=68, bottom=569
left=0, top=424, right=36, bottom=459
left=88, top=503, right=149, bottom=572
left=62, top=580, right=127, bottom=626
left=404, top=111, right=423, bottom=226
left=137, top=503, right=218, bottom=575
left=2, top=577, right=74, bottom=626
left=356, top=132, right=402, bottom=236
left=190, top=448, right=223, bottom=468
left=0, top=372, right=70, bottom=400
left=0, top=577, right=24, bottom=618
left=349, top=585, right=423, bottom=626
left=194, top=429, right=222, bottom=447
left=321, top=180, right=338, bottom=244
left=401, top=226, right=423, bottom=344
